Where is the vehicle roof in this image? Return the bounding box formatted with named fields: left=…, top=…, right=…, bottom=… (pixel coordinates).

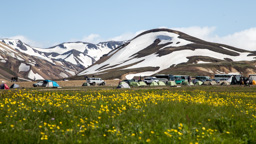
left=88, top=77, right=101, bottom=79
left=214, top=74, right=240, bottom=76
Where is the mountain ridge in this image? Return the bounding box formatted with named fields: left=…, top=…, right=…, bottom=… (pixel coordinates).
left=0, top=38, right=123, bottom=81
left=77, top=28, right=256, bottom=80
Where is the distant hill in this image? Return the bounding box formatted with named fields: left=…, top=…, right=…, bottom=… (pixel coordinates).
left=0, top=39, right=123, bottom=81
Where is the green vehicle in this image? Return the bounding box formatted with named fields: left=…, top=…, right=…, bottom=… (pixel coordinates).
left=174, top=75, right=189, bottom=84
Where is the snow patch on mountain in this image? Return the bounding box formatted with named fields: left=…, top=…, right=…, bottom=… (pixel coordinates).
left=28, top=70, right=44, bottom=80
left=123, top=49, right=254, bottom=79
left=0, top=60, right=6, bottom=63
left=65, top=54, right=77, bottom=65
left=197, top=61, right=211, bottom=64
left=19, top=63, right=30, bottom=72
left=65, top=69, right=76, bottom=75
left=60, top=72, right=68, bottom=78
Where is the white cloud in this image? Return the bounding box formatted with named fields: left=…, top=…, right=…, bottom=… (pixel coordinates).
left=81, top=34, right=102, bottom=43
left=9, top=35, right=44, bottom=48
left=172, top=26, right=216, bottom=40
left=211, top=28, right=256, bottom=50
left=109, top=30, right=145, bottom=41
left=171, top=26, right=256, bottom=51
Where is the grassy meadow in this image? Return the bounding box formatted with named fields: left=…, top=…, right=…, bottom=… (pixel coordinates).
left=1, top=86, right=256, bottom=143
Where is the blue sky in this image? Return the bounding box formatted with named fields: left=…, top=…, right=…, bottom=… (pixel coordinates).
left=1, top=0, right=256, bottom=49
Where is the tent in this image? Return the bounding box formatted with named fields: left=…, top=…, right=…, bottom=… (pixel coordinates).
left=150, top=81, right=158, bottom=86
left=203, top=81, right=217, bottom=85
left=189, top=82, right=194, bottom=86
left=167, top=81, right=177, bottom=87
left=210, top=81, right=217, bottom=85
left=82, top=83, right=90, bottom=86
left=129, top=81, right=140, bottom=87
left=43, top=80, right=60, bottom=88
left=0, top=83, right=9, bottom=89
left=226, top=76, right=233, bottom=83
left=220, top=81, right=230, bottom=86
left=203, top=81, right=211, bottom=85
left=117, top=82, right=130, bottom=89
left=10, top=84, right=20, bottom=89
left=182, top=80, right=189, bottom=86
left=226, top=75, right=240, bottom=85
left=138, top=81, right=147, bottom=87
left=192, top=79, right=199, bottom=84
left=252, top=80, right=256, bottom=85
left=158, top=81, right=166, bottom=86
left=195, top=81, right=203, bottom=85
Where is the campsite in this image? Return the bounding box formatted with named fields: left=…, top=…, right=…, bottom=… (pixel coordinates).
left=1, top=74, right=256, bottom=143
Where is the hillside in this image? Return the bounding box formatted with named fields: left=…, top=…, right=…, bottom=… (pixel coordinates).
left=0, top=39, right=123, bottom=81
left=77, top=28, right=256, bottom=79
left=0, top=41, right=79, bottom=81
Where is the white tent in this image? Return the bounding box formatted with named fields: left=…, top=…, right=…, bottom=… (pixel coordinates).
left=10, top=84, right=20, bottom=89
left=117, top=82, right=131, bottom=89
left=226, top=76, right=233, bottom=83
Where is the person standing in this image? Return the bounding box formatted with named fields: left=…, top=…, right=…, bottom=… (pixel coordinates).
left=188, top=76, right=191, bottom=83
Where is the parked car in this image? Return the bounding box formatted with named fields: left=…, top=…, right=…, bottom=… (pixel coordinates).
left=143, top=77, right=159, bottom=84
left=156, top=78, right=169, bottom=83
left=173, top=76, right=185, bottom=84
left=33, top=81, right=44, bottom=87
left=155, top=74, right=175, bottom=81
left=86, top=77, right=105, bottom=86
left=195, top=76, right=211, bottom=82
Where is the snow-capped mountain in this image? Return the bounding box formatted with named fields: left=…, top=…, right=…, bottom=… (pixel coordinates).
left=78, top=28, right=256, bottom=79
left=0, top=39, right=123, bottom=81
left=36, top=41, right=123, bottom=67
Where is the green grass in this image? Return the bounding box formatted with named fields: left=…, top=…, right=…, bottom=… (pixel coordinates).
left=1, top=87, right=256, bottom=143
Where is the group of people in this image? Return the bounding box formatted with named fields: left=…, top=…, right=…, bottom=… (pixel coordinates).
left=240, top=76, right=250, bottom=86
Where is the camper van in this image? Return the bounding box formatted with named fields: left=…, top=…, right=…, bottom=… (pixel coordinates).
left=173, top=75, right=189, bottom=84
left=155, top=74, right=175, bottom=83
left=214, top=74, right=241, bottom=84
left=195, top=76, right=211, bottom=82
left=214, top=74, right=240, bottom=80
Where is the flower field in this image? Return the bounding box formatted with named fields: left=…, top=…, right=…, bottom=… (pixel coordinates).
left=1, top=88, right=256, bottom=143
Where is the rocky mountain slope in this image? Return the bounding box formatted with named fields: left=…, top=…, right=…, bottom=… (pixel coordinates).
left=77, top=28, right=256, bottom=79
left=0, top=39, right=123, bottom=81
